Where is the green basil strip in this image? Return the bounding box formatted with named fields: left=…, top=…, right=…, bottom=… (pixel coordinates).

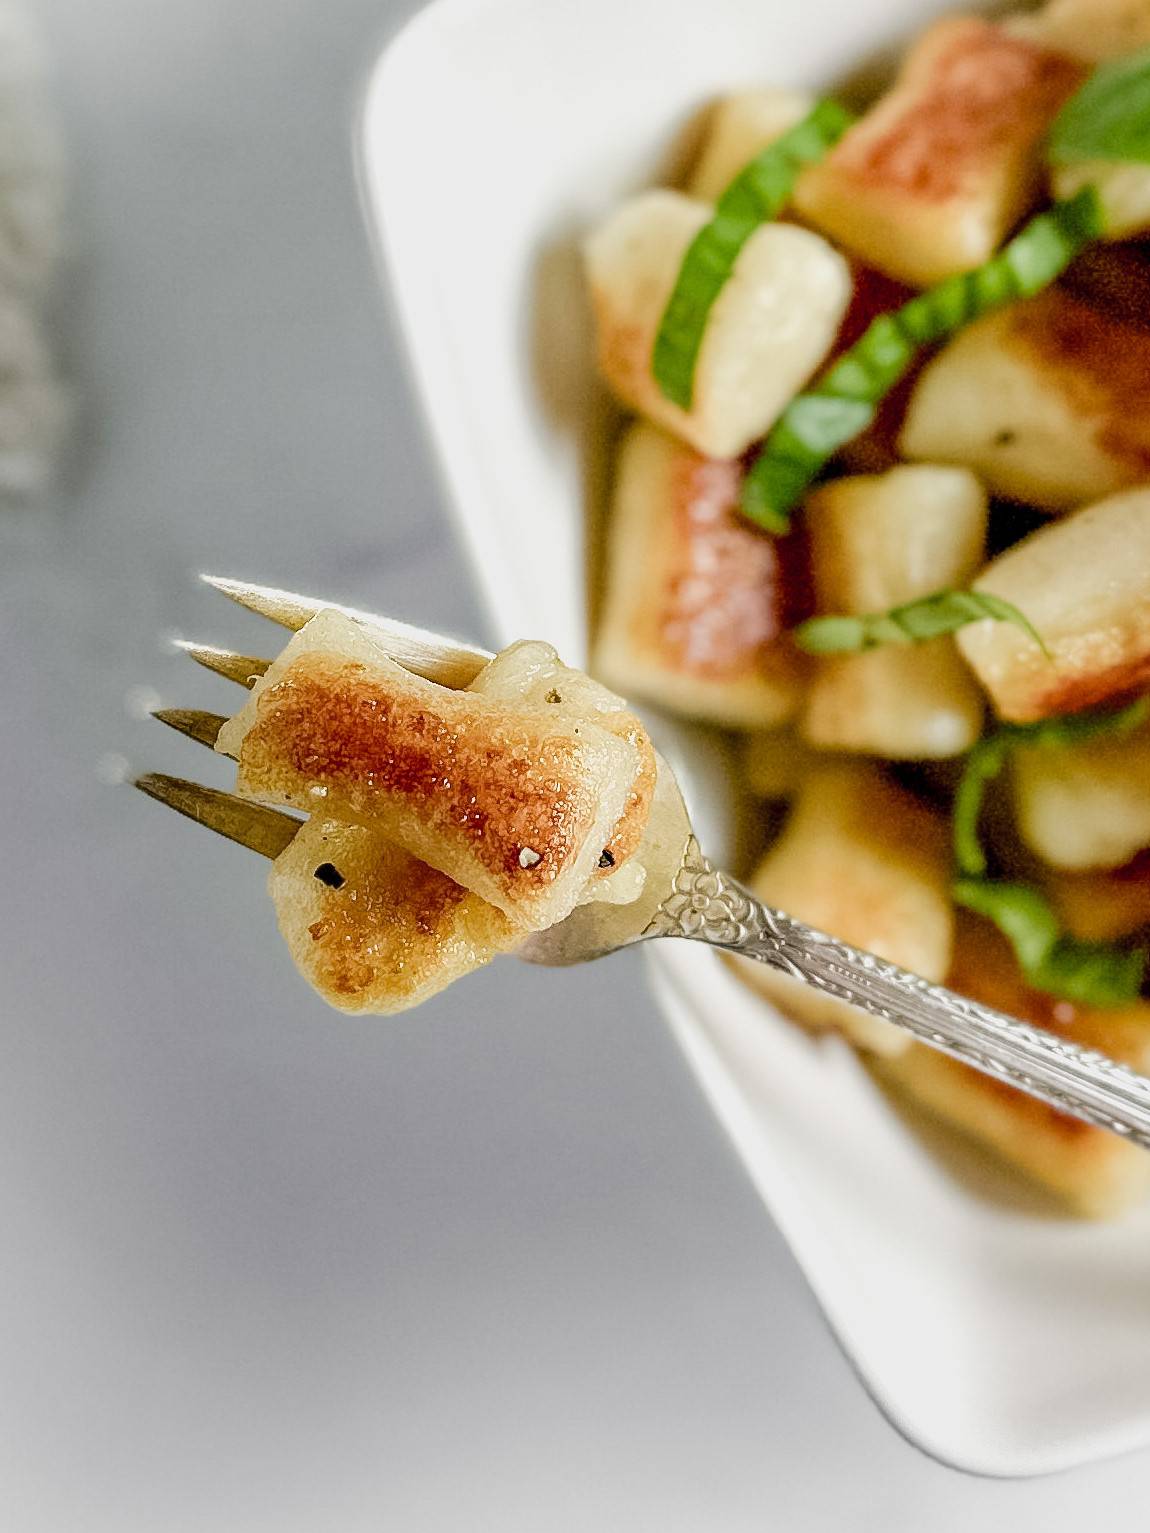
left=952, top=736, right=1011, bottom=879
left=742, top=188, right=1104, bottom=532
left=1014, top=694, right=1150, bottom=750
left=651, top=99, right=854, bottom=410
left=950, top=695, right=1150, bottom=1004
left=1048, top=45, right=1150, bottom=166
left=951, top=696, right=1150, bottom=880
left=953, top=877, right=1147, bottom=1007
left=794, top=589, right=1046, bottom=656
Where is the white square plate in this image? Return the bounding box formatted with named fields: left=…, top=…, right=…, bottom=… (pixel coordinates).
left=358, top=0, right=1150, bottom=1476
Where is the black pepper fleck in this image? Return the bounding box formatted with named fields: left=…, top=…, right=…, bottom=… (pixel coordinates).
left=314, top=862, right=345, bottom=889
left=598, top=849, right=615, bottom=869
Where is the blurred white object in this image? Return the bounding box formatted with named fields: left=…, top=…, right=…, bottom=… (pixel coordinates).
left=0, top=0, right=66, bottom=499
left=361, top=0, right=1150, bottom=1477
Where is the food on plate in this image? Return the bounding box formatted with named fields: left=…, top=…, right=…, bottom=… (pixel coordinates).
left=792, top=17, right=1083, bottom=287
left=1053, top=157, right=1150, bottom=237
left=1013, top=715, right=1150, bottom=869
left=799, top=465, right=987, bottom=757
left=740, top=729, right=820, bottom=801
left=1044, top=855, right=1150, bottom=941
left=741, top=192, right=1102, bottom=533
left=584, top=191, right=851, bottom=458
left=686, top=88, right=813, bottom=201
left=879, top=918, right=1150, bottom=1217
left=738, top=763, right=953, bottom=1056
left=217, top=611, right=655, bottom=1011
left=594, top=421, right=805, bottom=727
left=651, top=101, right=853, bottom=414
left=900, top=289, right=1150, bottom=509
left=584, top=11, right=1150, bottom=1212
left=1014, top=0, right=1150, bottom=66
left=956, top=487, right=1150, bottom=721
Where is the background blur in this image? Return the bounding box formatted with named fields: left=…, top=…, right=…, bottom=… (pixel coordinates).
left=3, top=0, right=1149, bottom=1526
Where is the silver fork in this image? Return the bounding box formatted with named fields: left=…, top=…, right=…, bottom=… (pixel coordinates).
left=137, top=575, right=1150, bottom=1151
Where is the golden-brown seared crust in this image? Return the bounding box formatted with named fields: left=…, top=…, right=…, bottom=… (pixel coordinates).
left=880, top=918, right=1150, bottom=1216
left=794, top=18, right=1082, bottom=285
left=596, top=712, right=657, bottom=872
left=835, top=20, right=1080, bottom=205
left=218, top=612, right=646, bottom=932
left=269, top=817, right=517, bottom=1014
left=595, top=423, right=805, bottom=729
left=236, top=656, right=627, bottom=921
left=901, top=290, right=1150, bottom=512
left=658, top=454, right=798, bottom=681
left=1004, top=289, right=1150, bottom=487
left=459, top=638, right=655, bottom=885
left=1025, top=662, right=1150, bottom=728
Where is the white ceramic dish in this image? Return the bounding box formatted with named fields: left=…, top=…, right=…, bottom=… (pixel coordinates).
left=358, top=0, right=1150, bottom=1476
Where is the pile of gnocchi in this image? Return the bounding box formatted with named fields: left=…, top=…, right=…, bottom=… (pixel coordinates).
left=584, top=0, right=1150, bottom=1216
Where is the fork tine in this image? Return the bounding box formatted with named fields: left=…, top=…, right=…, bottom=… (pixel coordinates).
left=201, top=574, right=491, bottom=688
left=174, top=640, right=270, bottom=689
left=134, top=773, right=300, bottom=859
left=152, top=708, right=228, bottom=749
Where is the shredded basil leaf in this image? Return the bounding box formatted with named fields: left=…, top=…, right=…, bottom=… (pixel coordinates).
left=952, top=736, right=1011, bottom=879
left=741, top=189, right=1104, bottom=532
left=953, top=877, right=1147, bottom=1006
left=950, top=697, right=1150, bottom=1005
left=1049, top=46, right=1150, bottom=167
left=1012, top=694, right=1150, bottom=750
left=652, top=99, right=854, bottom=410
left=794, top=589, right=1046, bottom=656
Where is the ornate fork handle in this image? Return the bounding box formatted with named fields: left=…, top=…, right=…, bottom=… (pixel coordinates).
left=649, top=840, right=1150, bottom=1151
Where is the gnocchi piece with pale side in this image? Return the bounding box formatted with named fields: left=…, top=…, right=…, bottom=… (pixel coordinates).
left=800, top=465, right=987, bottom=758
left=738, top=763, right=954, bottom=1057
left=1013, top=721, right=1150, bottom=871
left=594, top=421, right=805, bottom=729
left=686, top=87, right=813, bottom=202
left=584, top=191, right=851, bottom=458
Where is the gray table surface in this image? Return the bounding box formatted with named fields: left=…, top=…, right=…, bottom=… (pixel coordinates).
left=4, top=0, right=1147, bottom=1526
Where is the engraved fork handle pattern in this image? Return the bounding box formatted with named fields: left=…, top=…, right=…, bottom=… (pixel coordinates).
left=649, top=839, right=1150, bottom=1151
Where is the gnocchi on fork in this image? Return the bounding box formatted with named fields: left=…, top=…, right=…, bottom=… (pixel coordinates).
left=137, top=575, right=1150, bottom=1158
